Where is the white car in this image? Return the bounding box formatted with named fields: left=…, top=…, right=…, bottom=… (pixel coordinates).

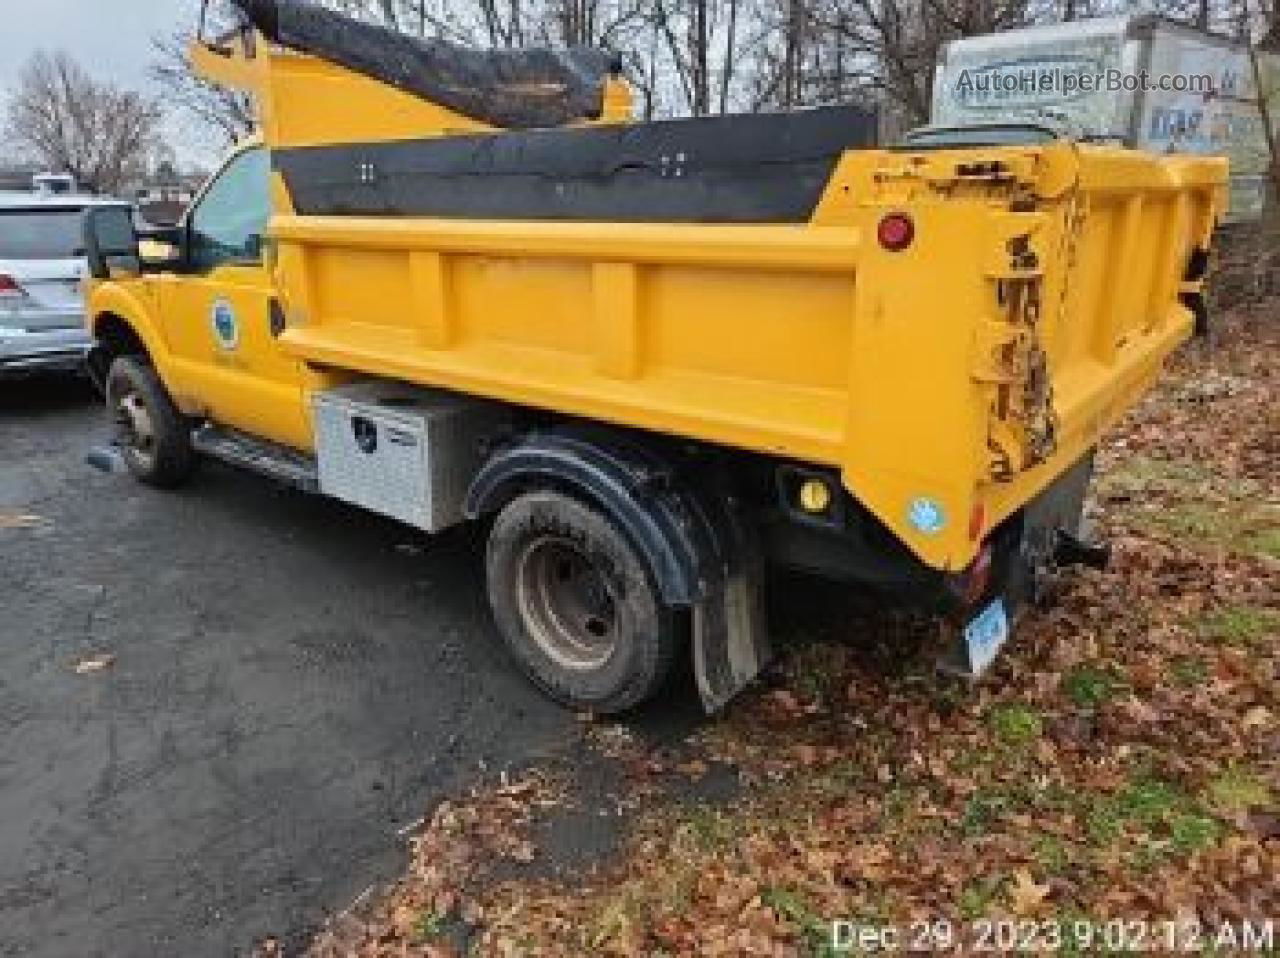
left=0, top=191, right=132, bottom=376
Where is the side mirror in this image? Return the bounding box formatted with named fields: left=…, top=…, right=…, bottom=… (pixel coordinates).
left=139, top=239, right=181, bottom=263
left=82, top=206, right=141, bottom=280
left=138, top=226, right=186, bottom=268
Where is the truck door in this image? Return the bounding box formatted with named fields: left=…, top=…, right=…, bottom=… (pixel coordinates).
left=157, top=146, right=309, bottom=449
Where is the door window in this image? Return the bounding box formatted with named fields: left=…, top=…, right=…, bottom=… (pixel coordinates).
left=188, top=148, right=270, bottom=271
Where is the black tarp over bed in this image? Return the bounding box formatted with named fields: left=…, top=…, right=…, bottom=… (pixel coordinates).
left=230, top=0, right=613, bottom=129
left=230, top=0, right=880, bottom=223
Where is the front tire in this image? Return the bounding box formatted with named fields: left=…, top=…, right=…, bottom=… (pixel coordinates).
left=105, top=356, right=195, bottom=488
left=486, top=490, right=680, bottom=713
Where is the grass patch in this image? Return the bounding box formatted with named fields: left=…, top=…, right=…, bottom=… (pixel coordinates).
left=1169, top=811, right=1223, bottom=854
left=411, top=910, right=445, bottom=944
left=1206, top=766, right=1273, bottom=813
left=957, top=875, right=1004, bottom=920
left=1099, top=454, right=1276, bottom=558
left=760, top=886, right=837, bottom=957
left=1080, top=774, right=1228, bottom=867
left=1084, top=778, right=1181, bottom=844
left=1113, top=778, right=1185, bottom=826
left=988, top=703, right=1043, bottom=745
left=1169, top=656, right=1208, bottom=687
left=1098, top=456, right=1212, bottom=497
left=1053, top=908, right=1100, bottom=958
left=1144, top=501, right=1280, bottom=557
left=809, top=759, right=868, bottom=797
left=678, top=803, right=738, bottom=851
left=961, top=788, right=1017, bottom=836
left=1033, top=835, right=1071, bottom=874
left=1247, top=525, right=1280, bottom=559
left=1062, top=665, right=1124, bottom=709
left=1197, top=605, right=1278, bottom=647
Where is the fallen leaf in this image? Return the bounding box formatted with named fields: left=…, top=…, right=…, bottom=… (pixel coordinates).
left=508, top=840, right=536, bottom=863
left=0, top=512, right=45, bottom=530
left=73, top=653, right=115, bottom=674
left=1241, top=706, right=1271, bottom=729
left=1008, top=869, right=1052, bottom=916
left=251, top=938, right=282, bottom=958
left=677, top=759, right=708, bottom=779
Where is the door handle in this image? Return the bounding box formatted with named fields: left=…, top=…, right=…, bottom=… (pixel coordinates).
left=268, top=298, right=287, bottom=337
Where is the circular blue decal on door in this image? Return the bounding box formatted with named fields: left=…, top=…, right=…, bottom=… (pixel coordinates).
left=211, top=298, right=239, bottom=350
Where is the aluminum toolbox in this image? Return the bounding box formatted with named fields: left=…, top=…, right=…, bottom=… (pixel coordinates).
left=312, top=381, right=506, bottom=532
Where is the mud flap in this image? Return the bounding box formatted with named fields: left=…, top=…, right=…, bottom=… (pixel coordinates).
left=692, top=546, right=772, bottom=714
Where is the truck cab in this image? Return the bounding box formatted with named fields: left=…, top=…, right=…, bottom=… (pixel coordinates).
left=87, top=141, right=308, bottom=448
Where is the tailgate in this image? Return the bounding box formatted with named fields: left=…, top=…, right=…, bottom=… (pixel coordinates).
left=982, top=147, right=1227, bottom=525
left=824, top=140, right=1227, bottom=570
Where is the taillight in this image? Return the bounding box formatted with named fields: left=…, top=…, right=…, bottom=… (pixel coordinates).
left=0, top=274, right=24, bottom=300
left=876, top=212, right=915, bottom=252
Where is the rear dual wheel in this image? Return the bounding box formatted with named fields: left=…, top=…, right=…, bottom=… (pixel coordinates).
left=486, top=491, right=680, bottom=714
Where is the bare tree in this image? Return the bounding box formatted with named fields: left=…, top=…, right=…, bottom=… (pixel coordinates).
left=4, top=51, right=162, bottom=195
left=798, top=0, right=1033, bottom=124
left=1238, top=0, right=1280, bottom=204
left=150, top=31, right=257, bottom=152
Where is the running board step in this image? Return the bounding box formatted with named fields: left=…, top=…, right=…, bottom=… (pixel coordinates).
left=192, top=425, right=319, bottom=493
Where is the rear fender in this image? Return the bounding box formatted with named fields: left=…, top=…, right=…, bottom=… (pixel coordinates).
left=465, top=428, right=772, bottom=710
left=466, top=429, right=714, bottom=605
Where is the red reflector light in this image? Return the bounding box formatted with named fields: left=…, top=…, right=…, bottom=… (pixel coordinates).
left=0, top=274, right=21, bottom=294
left=877, top=213, right=915, bottom=251
left=968, top=502, right=987, bottom=541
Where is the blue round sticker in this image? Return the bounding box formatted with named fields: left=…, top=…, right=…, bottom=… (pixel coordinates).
left=211, top=299, right=239, bottom=350
left=907, top=497, right=946, bottom=535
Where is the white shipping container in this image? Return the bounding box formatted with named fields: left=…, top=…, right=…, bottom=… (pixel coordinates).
left=932, top=16, right=1279, bottom=220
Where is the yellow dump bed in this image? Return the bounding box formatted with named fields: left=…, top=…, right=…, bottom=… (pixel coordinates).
left=265, top=139, right=1224, bottom=571
left=182, top=20, right=1228, bottom=573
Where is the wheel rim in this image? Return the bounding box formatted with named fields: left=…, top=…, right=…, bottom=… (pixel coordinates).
left=112, top=385, right=157, bottom=470
left=515, top=535, right=619, bottom=671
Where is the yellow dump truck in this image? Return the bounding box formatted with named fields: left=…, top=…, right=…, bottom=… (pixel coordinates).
left=83, top=0, right=1227, bottom=713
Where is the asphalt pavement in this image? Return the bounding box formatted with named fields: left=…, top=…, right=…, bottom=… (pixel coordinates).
left=0, top=375, right=586, bottom=956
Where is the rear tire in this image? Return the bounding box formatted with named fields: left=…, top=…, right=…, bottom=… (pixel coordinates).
left=486, top=490, right=679, bottom=714
left=105, top=356, right=195, bottom=489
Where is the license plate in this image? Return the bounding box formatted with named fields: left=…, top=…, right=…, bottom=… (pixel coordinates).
left=964, top=598, right=1010, bottom=676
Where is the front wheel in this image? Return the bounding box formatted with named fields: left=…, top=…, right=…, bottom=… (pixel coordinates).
left=485, top=490, right=680, bottom=713
left=105, top=356, right=196, bottom=488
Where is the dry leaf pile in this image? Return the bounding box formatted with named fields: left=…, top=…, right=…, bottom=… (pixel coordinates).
left=304, top=310, right=1277, bottom=957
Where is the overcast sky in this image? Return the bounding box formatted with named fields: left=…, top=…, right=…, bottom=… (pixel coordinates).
left=2, top=0, right=215, bottom=168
